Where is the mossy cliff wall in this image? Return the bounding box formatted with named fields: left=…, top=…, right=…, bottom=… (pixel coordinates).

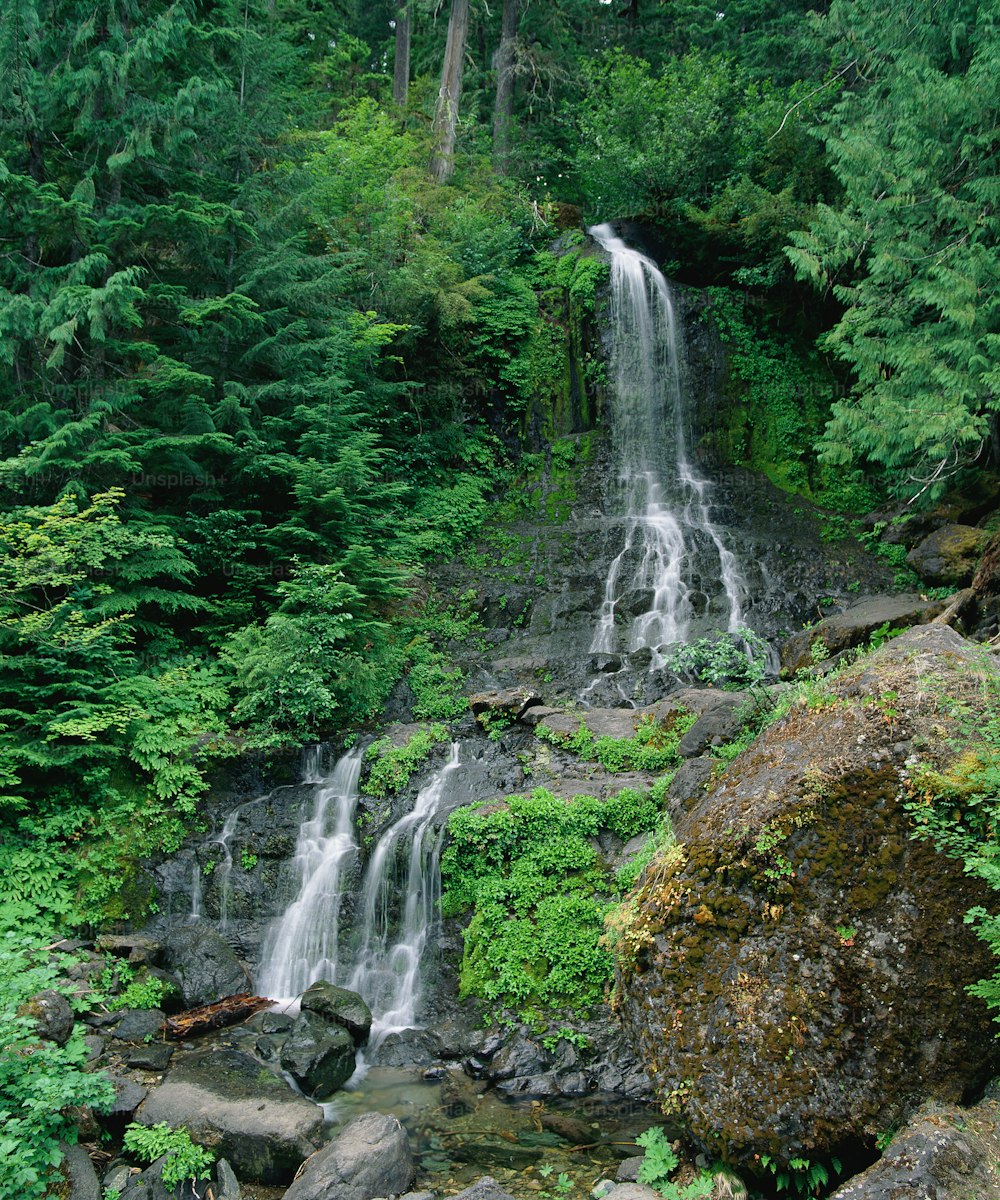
left=612, top=624, right=1000, bottom=1168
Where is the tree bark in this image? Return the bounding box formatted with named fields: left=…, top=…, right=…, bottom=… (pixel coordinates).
left=492, top=0, right=519, bottom=172
left=392, top=1, right=411, bottom=107
left=429, top=0, right=470, bottom=183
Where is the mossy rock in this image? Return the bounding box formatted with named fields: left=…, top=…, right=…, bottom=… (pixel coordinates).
left=614, top=624, right=1000, bottom=1169
left=907, top=524, right=988, bottom=587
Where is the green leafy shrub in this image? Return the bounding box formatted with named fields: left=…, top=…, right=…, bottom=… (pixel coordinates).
left=0, top=935, right=114, bottom=1200
left=536, top=712, right=694, bottom=773
left=364, top=723, right=449, bottom=798
left=635, top=1127, right=714, bottom=1199
left=98, top=963, right=176, bottom=1012
left=123, top=1122, right=215, bottom=1190
left=662, top=628, right=770, bottom=688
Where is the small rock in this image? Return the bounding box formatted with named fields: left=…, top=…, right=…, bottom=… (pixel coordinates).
left=214, top=1157, right=242, bottom=1200
left=450, top=1177, right=518, bottom=1200
left=20, top=989, right=74, bottom=1045
left=111, top=1009, right=165, bottom=1044
left=280, top=1010, right=356, bottom=1098
left=127, top=1043, right=174, bottom=1071
left=107, top=1075, right=149, bottom=1119
left=615, top=1158, right=644, bottom=1183
left=599, top=1186, right=661, bottom=1200
left=301, top=979, right=373, bottom=1044
left=101, top=1164, right=132, bottom=1194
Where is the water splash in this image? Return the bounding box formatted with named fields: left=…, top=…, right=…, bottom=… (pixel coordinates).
left=589, top=223, right=746, bottom=662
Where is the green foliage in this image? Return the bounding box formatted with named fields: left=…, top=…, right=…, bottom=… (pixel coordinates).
left=440, top=786, right=662, bottom=1015
left=787, top=0, right=1000, bottom=502
left=662, top=628, right=771, bottom=688
left=0, top=935, right=114, bottom=1200
left=536, top=713, right=694, bottom=773
left=635, top=1127, right=714, bottom=1200
left=757, top=1153, right=841, bottom=1197
left=99, top=962, right=176, bottom=1013
left=364, top=724, right=450, bottom=799
left=123, top=1122, right=215, bottom=1191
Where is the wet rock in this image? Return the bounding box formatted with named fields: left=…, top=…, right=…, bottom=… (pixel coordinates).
left=907, top=524, right=987, bottom=587
left=57, top=1142, right=100, bottom=1200
left=107, top=1074, right=149, bottom=1119
left=282, top=1112, right=414, bottom=1200
left=96, top=934, right=161, bottom=965
left=82, top=1034, right=106, bottom=1065
left=829, top=1099, right=1000, bottom=1200
left=665, top=757, right=715, bottom=814
left=486, top=1028, right=550, bottom=1082
left=161, top=921, right=250, bottom=1006
left=111, top=1008, right=165, bottom=1043
left=450, top=1177, right=518, bottom=1200
left=779, top=594, right=944, bottom=675
left=127, top=1044, right=174, bottom=1071
left=540, top=1112, right=594, bottom=1143
left=677, top=697, right=746, bottom=757
left=300, top=979, right=372, bottom=1044
left=616, top=625, right=1000, bottom=1169
left=280, top=1010, right=356, bottom=1098
left=367, top=1029, right=440, bottom=1068
left=135, top=1048, right=323, bottom=1183
left=214, top=1157, right=242, bottom=1200
left=20, top=988, right=74, bottom=1045
left=470, top=690, right=542, bottom=723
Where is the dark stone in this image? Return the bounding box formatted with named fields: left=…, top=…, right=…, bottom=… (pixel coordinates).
left=829, top=1099, right=1000, bottom=1200
left=57, top=1142, right=100, bottom=1200
left=300, top=979, right=372, bottom=1044
left=907, top=524, right=987, bottom=588
left=20, top=989, right=74, bottom=1045
left=779, top=594, right=944, bottom=675
left=111, top=1008, right=165, bottom=1044
left=127, top=1043, right=174, bottom=1071
left=214, top=1157, right=242, bottom=1200
left=520, top=705, right=562, bottom=727
left=280, top=1010, right=356, bottom=1098
left=282, top=1112, right=415, bottom=1200
left=366, top=1028, right=440, bottom=1068
left=107, top=1075, right=149, bottom=1118
left=665, top=757, right=715, bottom=813
left=616, top=625, right=1000, bottom=1169
left=615, top=1158, right=644, bottom=1183
left=261, top=1011, right=294, bottom=1035
left=677, top=697, right=746, bottom=757
left=96, top=934, right=161, bottom=965
left=161, top=921, right=250, bottom=1006
left=469, top=690, right=542, bottom=722
left=135, top=1048, right=323, bottom=1184
left=486, top=1028, right=550, bottom=1082
left=101, top=1165, right=132, bottom=1195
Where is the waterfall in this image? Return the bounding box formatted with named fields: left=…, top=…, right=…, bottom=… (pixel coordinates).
left=347, top=744, right=461, bottom=1042
left=589, top=223, right=746, bottom=661
left=256, top=744, right=462, bottom=1040
left=257, top=748, right=364, bottom=1001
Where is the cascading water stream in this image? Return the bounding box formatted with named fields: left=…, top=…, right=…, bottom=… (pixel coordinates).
left=257, top=748, right=364, bottom=1001
left=589, top=223, right=747, bottom=662
left=347, top=744, right=461, bottom=1043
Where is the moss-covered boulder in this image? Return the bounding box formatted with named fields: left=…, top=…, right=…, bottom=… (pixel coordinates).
left=907, top=523, right=988, bottom=587
left=612, top=625, right=1000, bottom=1170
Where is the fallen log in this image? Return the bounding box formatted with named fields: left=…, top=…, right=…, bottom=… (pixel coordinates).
left=164, top=993, right=272, bottom=1040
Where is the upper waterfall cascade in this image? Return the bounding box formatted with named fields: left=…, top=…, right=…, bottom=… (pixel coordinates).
left=589, top=223, right=747, bottom=661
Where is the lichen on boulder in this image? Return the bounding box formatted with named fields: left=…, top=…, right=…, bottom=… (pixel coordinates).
left=612, top=624, right=1000, bottom=1169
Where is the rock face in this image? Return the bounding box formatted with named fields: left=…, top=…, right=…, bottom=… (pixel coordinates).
left=829, top=1099, right=1000, bottom=1200
left=907, top=523, right=987, bottom=587
left=282, top=1112, right=414, bottom=1200
left=161, top=922, right=250, bottom=1006
left=614, top=625, right=1000, bottom=1168
left=134, top=1048, right=323, bottom=1183
left=300, top=979, right=372, bottom=1044
left=779, top=593, right=944, bottom=675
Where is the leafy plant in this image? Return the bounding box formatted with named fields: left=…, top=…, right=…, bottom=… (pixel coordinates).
left=757, top=1153, right=841, bottom=1196
left=122, top=1122, right=215, bottom=1191
left=634, top=1127, right=714, bottom=1199
left=364, top=724, right=450, bottom=798
left=662, top=628, right=771, bottom=689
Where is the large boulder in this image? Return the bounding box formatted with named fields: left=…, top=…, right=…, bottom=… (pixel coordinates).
left=282, top=1112, right=414, bottom=1200
left=20, top=989, right=74, bottom=1045
left=279, top=1011, right=356, bottom=1098
left=161, top=921, right=250, bottom=1006
left=829, top=1099, right=1000, bottom=1200
left=779, top=594, right=944, bottom=675
left=135, top=1048, right=323, bottom=1183
left=907, top=523, right=987, bottom=587
left=614, top=625, right=1000, bottom=1169
left=300, top=980, right=372, bottom=1044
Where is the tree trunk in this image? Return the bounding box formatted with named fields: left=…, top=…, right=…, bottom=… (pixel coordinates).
left=492, top=0, right=519, bottom=172
left=392, top=2, right=411, bottom=107
left=429, top=0, right=470, bottom=183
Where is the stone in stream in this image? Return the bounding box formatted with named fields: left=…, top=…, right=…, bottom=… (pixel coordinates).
left=300, top=979, right=372, bottom=1044
left=615, top=625, right=1000, bottom=1169
left=281, top=1112, right=414, bottom=1200
left=134, top=1048, right=323, bottom=1183
left=279, top=1010, right=356, bottom=1098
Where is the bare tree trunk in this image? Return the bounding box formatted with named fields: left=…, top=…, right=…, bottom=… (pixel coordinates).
left=492, top=0, right=519, bottom=172
left=392, top=1, right=411, bottom=107
left=429, top=0, right=470, bottom=183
